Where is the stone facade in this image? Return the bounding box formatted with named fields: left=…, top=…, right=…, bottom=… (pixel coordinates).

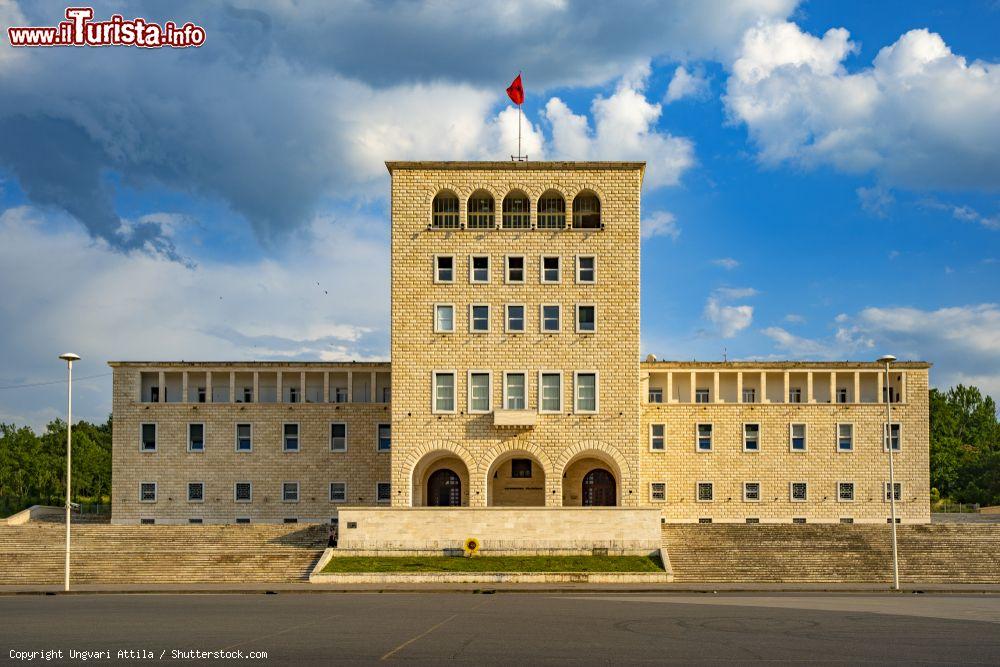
left=108, top=161, right=931, bottom=526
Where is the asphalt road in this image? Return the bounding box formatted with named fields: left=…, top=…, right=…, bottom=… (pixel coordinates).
left=2, top=593, right=998, bottom=664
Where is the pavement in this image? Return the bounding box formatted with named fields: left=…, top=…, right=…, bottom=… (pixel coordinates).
left=2, top=592, right=998, bottom=664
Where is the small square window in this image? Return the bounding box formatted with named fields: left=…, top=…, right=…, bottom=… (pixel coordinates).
left=790, top=423, right=807, bottom=451
left=696, top=423, right=713, bottom=451
left=838, top=423, right=854, bottom=451
left=236, top=423, right=252, bottom=451
left=743, top=423, right=760, bottom=451
left=376, top=482, right=391, bottom=503
left=140, top=423, right=157, bottom=452
left=743, top=482, right=760, bottom=502
left=282, top=482, right=299, bottom=502
left=435, top=255, right=454, bottom=283
left=470, top=255, right=490, bottom=283
left=434, top=304, right=454, bottom=333
left=650, top=482, right=666, bottom=502
left=188, top=423, right=204, bottom=452
left=576, top=256, right=596, bottom=283
left=791, top=482, right=808, bottom=502
left=511, top=459, right=532, bottom=479
left=283, top=423, right=299, bottom=452
left=139, top=482, right=157, bottom=503
left=648, top=388, right=663, bottom=403
left=330, top=482, right=347, bottom=503
left=695, top=389, right=710, bottom=404
left=187, top=482, right=204, bottom=503
left=506, top=304, right=525, bottom=332
left=506, top=256, right=525, bottom=283
left=650, top=424, right=665, bottom=451
left=836, top=388, right=849, bottom=403
left=698, top=517, right=713, bottom=524
left=470, top=304, right=490, bottom=332
left=333, top=387, right=348, bottom=403
left=504, top=373, right=526, bottom=410
left=838, top=482, right=854, bottom=502
left=235, top=482, right=252, bottom=502
left=576, top=304, right=596, bottom=333
left=789, top=387, right=802, bottom=403
left=377, top=424, right=391, bottom=452
left=330, top=423, right=347, bottom=452
left=697, top=482, right=713, bottom=502
left=541, top=305, right=561, bottom=332
left=541, top=256, right=561, bottom=283
left=742, top=388, right=756, bottom=403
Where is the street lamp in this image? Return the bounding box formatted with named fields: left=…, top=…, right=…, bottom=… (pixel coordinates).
left=877, top=353, right=899, bottom=591
left=58, top=352, right=80, bottom=593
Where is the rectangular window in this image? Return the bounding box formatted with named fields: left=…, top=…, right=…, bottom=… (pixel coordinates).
left=470, top=304, right=490, bottom=332
left=330, top=482, right=347, bottom=503
left=742, top=388, right=756, bottom=403
left=149, top=386, right=159, bottom=402
left=790, top=482, right=808, bottom=502
left=288, top=386, right=299, bottom=404
left=511, top=458, right=532, bottom=479
left=696, top=423, right=713, bottom=451
left=434, top=304, right=454, bottom=333
left=541, top=255, right=561, bottom=283
left=187, top=423, right=204, bottom=452
left=139, top=482, right=157, bottom=503
left=468, top=372, right=491, bottom=413
left=283, top=518, right=298, bottom=524
left=505, top=255, right=525, bottom=283
left=283, top=423, right=299, bottom=452
left=434, top=255, right=454, bottom=283
left=650, top=424, right=665, bottom=451
left=790, top=423, right=807, bottom=451
left=469, top=255, right=490, bottom=283
left=837, top=388, right=848, bottom=403
left=504, top=372, right=526, bottom=410
left=189, top=518, right=203, bottom=524
left=650, top=482, right=666, bottom=502
left=746, top=517, right=760, bottom=524
left=840, top=517, right=854, bottom=524
left=884, top=482, right=902, bottom=502
left=541, top=304, right=561, bottom=332
left=140, top=423, right=157, bottom=452
left=235, top=482, right=252, bottom=502
left=196, top=387, right=206, bottom=403
left=235, top=517, right=251, bottom=524
left=695, top=389, right=710, bottom=404
left=330, top=423, right=347, bottom=452
left=575, top=372, right=597, bottom=413
left=576, top=304, right=596, bottom=333
left=838, top=423, right=854, bottom=452
left=505, top=304, right=525, bottom=332
left=433, top=372, right=455, bottom=413
left=187, top=482, right=204, bottom=503
left=236, top=423, right=252, bottom=451
left=792, top=517, right=807, bottom=524
left=377, top=424, right=391, bottom=452
left=697, top=482, right=713, bottom=502
left=648, top=388, right=663, bottom=403
left=282, top=482, right=299, bottom=502
left=743, top=482, right=760, bottom=502
left=140, top=518, right=155, bottom=525
left=743, top=423, right=760, bottom=452
left=884, top=423, right=901, bottom=451
left=576, top=256, right=596, bottom=283
left=539, top=372, right=562, bottom=413
left=376, top=482, right=391, bottom=503
left=838, top=482, right=855, bottom=502
left=242, top=386, right=254, bottom=403
left=334, top=387, right=348, bottom=403
left=789, top=387, right=802, bottom=403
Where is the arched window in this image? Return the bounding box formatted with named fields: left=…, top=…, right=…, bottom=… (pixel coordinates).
left=431, top=191, right=460, bottom=228
left=537, top=191, right=566, bottom=229
left=501, top=190, right=530, bottom=229
left=467, top=191, right=495, bottom=229
left=572, top=192, right=601, bottom=228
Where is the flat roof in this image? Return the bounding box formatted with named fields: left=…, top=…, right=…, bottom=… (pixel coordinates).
left=385, top=160, right=646, bottom=173
left=641, top=360, right=931, bottom=370
left=107, top=361, right=390, bottom=368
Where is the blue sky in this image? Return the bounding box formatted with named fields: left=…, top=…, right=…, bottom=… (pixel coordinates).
left=0, top=0, right=998, bottom=428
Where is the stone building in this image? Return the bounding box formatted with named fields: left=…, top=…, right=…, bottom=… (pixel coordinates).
left=109, top=161, right=930, bottom=526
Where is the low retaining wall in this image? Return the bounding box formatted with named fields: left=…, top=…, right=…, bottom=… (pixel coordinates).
left=0, top=505, right=62, bottom=526
left=336, top=506, right=663, bottom=554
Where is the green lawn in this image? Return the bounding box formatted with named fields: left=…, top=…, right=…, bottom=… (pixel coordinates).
left=322, top=554, right=664, bottom=573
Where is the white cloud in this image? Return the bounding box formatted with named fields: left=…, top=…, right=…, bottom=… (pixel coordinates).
left=857, top=185, right=895, bottom=218
left=725, top=23, right=1000, bottom=191
left=714, top=287, right=758, bottom=299
left=665, top=65, right=711, bottom=103
left=784, top=313, right=806, bottom=324
left=641, top=210, right=680, bottom=240
left=544, top=67, right=696, bottom=189
left=703, top=287, right=757, bottom=338
left=921, top=199, right=1000, bottom=231
left=711, top=257, right=740, bottom=269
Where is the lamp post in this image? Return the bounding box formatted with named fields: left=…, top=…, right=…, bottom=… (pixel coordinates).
left=58, top=352, right=80, bottom=592
left=878, top=354, right=899, bottom=591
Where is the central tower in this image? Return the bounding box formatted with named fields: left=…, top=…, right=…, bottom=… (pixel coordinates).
left=387, top=161, right=644, bottom=508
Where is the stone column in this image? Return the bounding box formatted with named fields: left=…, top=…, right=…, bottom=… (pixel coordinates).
left=253, top=372, right=259, bottom=404
left=853, top=372, right=860, bottom=404
left=736, top=372, right=743, bottom=404
left=689, top=371, right=696, bottom=403
left=713, top=372, right=720, bottom=403
left=158, top=371, right=165, bottom=403
left=205, top=371, right=213, bottom=404
left=229, top=372, right=236, bottom=404
left=181, top=371, right=189, bottom=404
left=806, top=372, right=814, bottom=403
left=783, top=371, right=790, bottom=403
left=666, top=372, right=673, bottom=403
left=761, top=371, right=768, bottom=404
left=323, top=372, right=330, bottom=404
left=347, top=371, right=353, bottom=403
left=276, top=371, right=284, bottom=404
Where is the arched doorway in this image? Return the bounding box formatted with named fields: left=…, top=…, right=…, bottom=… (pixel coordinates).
left=485, top=452, right=546, bottom=506
left=582, top=468, right=616, bottom=506
left=427, top=469, right=462, bottom=507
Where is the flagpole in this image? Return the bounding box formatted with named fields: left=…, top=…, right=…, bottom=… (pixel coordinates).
left=517, top=103, right=522, bottom=160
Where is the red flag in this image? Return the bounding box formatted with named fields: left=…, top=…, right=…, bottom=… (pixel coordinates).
left=506, top=74, right=524, bottom=105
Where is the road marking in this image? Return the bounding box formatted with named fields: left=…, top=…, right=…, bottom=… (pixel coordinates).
left=380, top=597, right=492, bottom=661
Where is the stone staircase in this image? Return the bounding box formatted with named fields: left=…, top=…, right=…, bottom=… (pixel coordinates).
left=662, top=524, right=1000, bottom=584
left=0, top=524, right=327, bottom=585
